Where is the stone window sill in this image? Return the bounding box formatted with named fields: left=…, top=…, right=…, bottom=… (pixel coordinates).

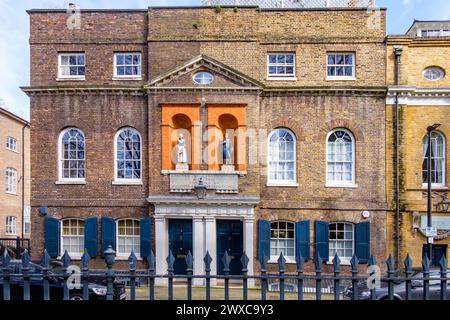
left=112, top=76, right=142, bottom=81
left=5, top=191, right=18, bottom=196
left=326, top=76, right=356, bottom=81
left=268, top=259, right=297, bottom=264
left=266, top=77, right=298, bottom=81
left=266, top=182, right=299, bottom=188
left=325, top=183, right=358, bottom=189
left=112, top=180, right=143, bottom=186
left=421, top=184, right=448, bottom=190
left=56, top=77, right=85, bottom=81
left=55, top=180, right=86, bottom=185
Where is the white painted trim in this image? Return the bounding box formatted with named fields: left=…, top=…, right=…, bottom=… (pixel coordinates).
left=57, top=128, right=86, bottom=183
left=326, top=76, right=356, bottom=81
left=113, top=127, right=143, bottom=183
left=266, top=53, right=296, bottom=79
left=326, top=52, right=356, bottom=80
left=113, top=52, right=142, bottom=79
left=422, top=131, right=446, bottom=187
left=325, top=128, right=356, bottom=187
left=386, top=87, right=450, bottom=105
left=267, top=128, right=297, bottom=186
left=328, top=222, right=355, bottom=263
left=112, top=180, right=143, bottom=186
left=60, top=218, right=85, bottom=259
left=115, top=218, right=141, bottom=258
left=55, top=180, right=86, bottom=185
left=58, top=53, right=85, bottom=80
left=266, top=182, right=299, bottom=187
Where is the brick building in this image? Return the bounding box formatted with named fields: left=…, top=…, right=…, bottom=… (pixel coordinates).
left=23, top=5, right=387, bottom=281
left=0, top=107, right=30, bottom=240
left=387, top=20, right=450, bottom=268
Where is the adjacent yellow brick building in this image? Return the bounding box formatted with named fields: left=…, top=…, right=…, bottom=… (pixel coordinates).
left=0, top=107, right=30, bottom=240
left=387, top=21, right=450, bottom=268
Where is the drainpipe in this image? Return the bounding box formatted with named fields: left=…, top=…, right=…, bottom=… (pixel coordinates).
left=21, top=123, right=28, bottom=240
left=393, top=45, right=403, bottom=269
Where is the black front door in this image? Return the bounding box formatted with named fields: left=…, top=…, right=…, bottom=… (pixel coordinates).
left=422, top=244, right=447, bottom=267
left=169, top=219, right=193, bottom=275
left=217, top=220, right=243, bottom=275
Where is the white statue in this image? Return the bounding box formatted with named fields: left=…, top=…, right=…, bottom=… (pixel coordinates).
left=222, top=132, right=233, bottom=165
left=177, top=133, right=187, bottom=163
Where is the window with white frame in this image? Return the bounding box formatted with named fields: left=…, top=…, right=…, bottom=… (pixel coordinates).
left=59, top=128, right=85, bottom=181
left=117, top=219, right=140, bottom=256
left=421, top=30, right=443, bottom=37
left=5, top=216, right=17, bottom=235
left=327, top=53, right=355, bottom=79
left=268, top=128, right=296, bottom=185
left=6, top=136, right=17, bottom=152
left=270, top=221, right=295, bottom=260
left=115, top=128, right=142, bottom=181
left=326, top=129, right=355, bottom=186
left=5, top=167, right=17, bottom=194
left=329, top=222, right=354, bottom=261
left=58, top=53, right=85, bottom=79
left=23, top=205, right=31, bottom=235
left=422, top=132, right=446, bottom=186
left=267, top=53, right=296, bottom=79
left=114, top=53, right=141, bottom=78
left=61, top=219, right=85, bottom=256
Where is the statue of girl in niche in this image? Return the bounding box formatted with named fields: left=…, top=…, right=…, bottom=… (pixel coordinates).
left=177, top=133, right=187, bottom=163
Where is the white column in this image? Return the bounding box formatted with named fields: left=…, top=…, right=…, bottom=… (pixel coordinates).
left=155, top=216, right=168, bottom=286
left=204, top=217, right=217, bottom=286
left=193, top=216, right=205, bottom=285
left=244, top=217, right=255, bottom=287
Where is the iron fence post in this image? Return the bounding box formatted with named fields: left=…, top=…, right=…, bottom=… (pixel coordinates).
left=62, top=250, right=71, bottom=300
left=104, top=246, right=116, bottom=301
left=439, top=255, right=447, bottom=301
left=16, top=236, right=21, bottom=259
left=204, top=251, right=212, bottom=301
left=241, top=252, right=249, bottom=300
left=167, top=250, right=175, bottom=301
left=368, top=255, right=377, bottom=301
left=128, top=251, right=137, bottom=301
left=404, top=254, right=413, bottom=301
left=296, top=254, right=304, bottom=301
left=314, top=252, right=322, bottom=301
left=2, top=250, right=11, bottom=300
left=278, top=253, right=286, bottom=300
left=147, top=251, right=156, bottom=301
left=260, top=256, right=268, bottom=301
left=351, top=254, right=360, bottom=301
left=386, top=255, right=395, bottom=301
left=422, top=254, right=430, bottom=301
left=42, top=250, right=51, bottom=301
left=186, top=251, right=193, bottom=301
left=222, top=252, right=231, bottom=301
left=82, top=250, right=91, bottom=300
left=332, top=253, right=341, bottom=301
left=22, top=249, right=30, bottom=300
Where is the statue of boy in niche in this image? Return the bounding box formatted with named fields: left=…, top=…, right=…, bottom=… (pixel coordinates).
left=222, top=132, right=233, bottom=165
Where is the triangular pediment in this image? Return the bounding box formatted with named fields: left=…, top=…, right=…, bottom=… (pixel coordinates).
left=144, top=55, right=263, bottom=89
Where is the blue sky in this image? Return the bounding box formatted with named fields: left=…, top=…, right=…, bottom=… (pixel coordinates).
left=1, top=0, right=450, bottom=121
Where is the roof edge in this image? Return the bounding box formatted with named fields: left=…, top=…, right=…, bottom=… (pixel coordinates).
left=0, top=107, right=29, bottom=125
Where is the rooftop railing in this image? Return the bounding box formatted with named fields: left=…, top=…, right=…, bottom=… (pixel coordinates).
left=201, top=0, right=376, bottom=8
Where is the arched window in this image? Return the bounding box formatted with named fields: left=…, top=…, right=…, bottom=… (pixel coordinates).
left=423, top=132, right=446, bottom=186
left=270, top=221, right=295, bottom=260
left=117, top=219, right=140, bottom=257
left=115, top=128, right=142, bottom=181
left=326, top=129, right=355, bottom=186
left=59, top=128, right=85, bottom=181
left=329, top=222, right=354, bottom=261
left=268, top=128, right=296, bottom=185
left=61, top=219, right=85, bottom=257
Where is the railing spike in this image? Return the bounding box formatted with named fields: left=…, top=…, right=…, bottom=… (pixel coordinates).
left=41, top=249, right=50, bottom=268
left=147, top=250, right=156, bottom=271
left=386, top=254, right=395, bottom=272
left=278, top=252, right=286, bottom=272
left=128, top=250, right=137, bottom=270
left=314, top=251, right=322, bottom=272
left=62, top=250, right=71, bottom=268
left=186, top=251, right=194, bottom=271
left=81, top=249, right=91, bottom=268
left=332, top=253, right=341, bottom=273
left=296, top=252, right=304, bottom=273
left=350, top=254, right=359, bottom=272
left=21, top=249, right=30, bottom=268
left=204, top=251, right=212, bottom=272
left=166, top=250, right=175, bottom=272
left=439, top=254, right=448, bottom=272
left=222, top=251, right=231, bottom=272
left=404, top=253, right=413, bottom=272
left=422, top=253, right=430, bottom=272
left=240, top=251, right=249, bottom=272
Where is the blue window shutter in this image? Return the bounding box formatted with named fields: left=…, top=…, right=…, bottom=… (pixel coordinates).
left=355, top=221, right=370, bottom=263
left=44, top=217, right=60, bottom=258
left=140, top=217, right=152, bottom=258
left=84, top=217, right=98, bottom=258
left=296, top=221, right=310, bottom=261
left=258, top=220, right=270, bottom=263
left=101, top=217, right=116, bottom=257
left=314, top=221, right=329, bottom=262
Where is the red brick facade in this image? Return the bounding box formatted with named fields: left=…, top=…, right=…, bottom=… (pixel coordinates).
left=24, top=7, right=387, bottom=274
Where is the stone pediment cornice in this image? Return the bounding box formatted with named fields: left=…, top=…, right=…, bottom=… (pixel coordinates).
left=21, top=86, right=145, bottom=96
left=144, top=54, right=263, bottom=89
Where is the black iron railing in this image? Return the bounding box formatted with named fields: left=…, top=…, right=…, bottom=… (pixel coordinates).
left=0, top=246, right=448, bottom=301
